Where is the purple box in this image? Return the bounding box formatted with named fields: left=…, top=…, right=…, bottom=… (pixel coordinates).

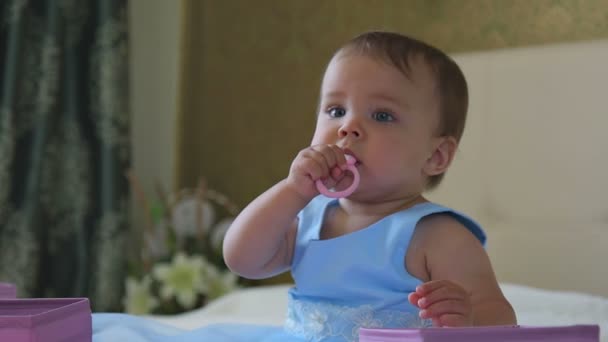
left=360, top=325, right=600, bottom=341
left=0, top=282, right=16, bottom=298
left=0, top=298, right=91, bottom=342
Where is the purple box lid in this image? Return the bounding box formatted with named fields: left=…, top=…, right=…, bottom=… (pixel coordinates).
left=359, top=325, right=600, bottom=342
left=0, top=297, right=91, bottom=342
left=0, top=282, right=16, bottom=298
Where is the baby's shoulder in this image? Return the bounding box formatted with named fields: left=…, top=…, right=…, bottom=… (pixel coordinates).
left=417, top=211, right=466, bottom=229
left=412, top=212, right=483, bottom=250
left=406, top=202, right=486, bottom=246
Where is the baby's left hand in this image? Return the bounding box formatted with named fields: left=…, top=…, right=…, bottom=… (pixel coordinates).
left=408, top=280, right=473, bottom=327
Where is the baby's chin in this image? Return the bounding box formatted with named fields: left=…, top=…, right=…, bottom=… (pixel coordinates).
left=332, top=173, right=355, bottom=192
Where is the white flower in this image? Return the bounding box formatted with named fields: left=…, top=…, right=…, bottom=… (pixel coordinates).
left=153, top=252, right=207, bottom=309
left=171, top=197, right=215, bottom=238
left=210, top=217, right=234, bottom=252
left=122, top=276, right=159, bottom=315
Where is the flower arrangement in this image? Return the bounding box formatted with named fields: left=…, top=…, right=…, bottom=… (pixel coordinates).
left=123, top=172, right=243, bottom=315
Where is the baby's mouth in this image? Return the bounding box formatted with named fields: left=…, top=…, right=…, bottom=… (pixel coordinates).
left=342, top=148, right=361, bottom=167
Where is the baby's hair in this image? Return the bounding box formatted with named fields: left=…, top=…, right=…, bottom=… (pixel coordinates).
left=336, top=31, right=468, bottom=190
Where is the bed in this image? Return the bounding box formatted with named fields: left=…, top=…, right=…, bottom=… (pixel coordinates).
left=148, top=283, right=608, bottom=340
left=150, top=38, right=608, bottom=340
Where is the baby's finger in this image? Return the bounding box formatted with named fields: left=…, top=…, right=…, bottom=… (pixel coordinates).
left=415, top=280, right=451, bottom=295
left=420, top=299, right=470, bottom=318
left=435, top=313, right=471, bottom=327
left=331, top=166, right=343, bottom=179
left=311, top=144, right=338, bottom=169
left=305, top=160, right=327, bottom=182
left=431, top=318, right=442, bottom=327
left=416, top=286, right=466, bottom=309
left=329, top=145, right=347, bottom=166
left=301, top=149, right=330, bottom=178
left=319, top=175, right=338, bottom=189
left=408, top=292, right=422, bottom=307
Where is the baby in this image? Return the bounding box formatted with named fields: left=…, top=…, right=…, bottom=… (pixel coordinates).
left=223, top=31, right=516, bottom=340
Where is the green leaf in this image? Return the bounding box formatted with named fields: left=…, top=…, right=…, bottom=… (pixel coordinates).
left=150, top=202, right=165, bottom=223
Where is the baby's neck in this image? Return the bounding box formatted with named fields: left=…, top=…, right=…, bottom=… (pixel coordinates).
left=338, top=195, right=427, bottom=219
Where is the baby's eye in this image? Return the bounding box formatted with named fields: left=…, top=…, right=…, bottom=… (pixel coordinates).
left=327, top=107, right=346, bottom=118
left=372, top=111, right=394, bottom=122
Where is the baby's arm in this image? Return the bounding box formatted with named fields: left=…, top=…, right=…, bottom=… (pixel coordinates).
left=407, top=215, right=516, bottom=327
left=222, top=180, right=305, bottom=279
left=223, top=144, right=347, bottom=279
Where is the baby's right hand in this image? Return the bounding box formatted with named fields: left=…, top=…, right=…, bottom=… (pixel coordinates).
left=287, top=144, right=348, bottom=200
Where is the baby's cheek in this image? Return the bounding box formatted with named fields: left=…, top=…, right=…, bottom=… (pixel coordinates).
left=333, top=174, right=354, bottom=191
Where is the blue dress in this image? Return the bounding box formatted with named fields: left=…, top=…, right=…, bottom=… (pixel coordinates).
left=93, top=196, right=485, bottom=341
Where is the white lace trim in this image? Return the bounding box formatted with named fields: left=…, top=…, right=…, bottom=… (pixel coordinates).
left=284, top=297, right=431, bottom=342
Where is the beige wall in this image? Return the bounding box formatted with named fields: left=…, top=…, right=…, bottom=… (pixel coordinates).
left=130, top=0, right=180, bottom=193
left=175, top=0, right=608, bottom=207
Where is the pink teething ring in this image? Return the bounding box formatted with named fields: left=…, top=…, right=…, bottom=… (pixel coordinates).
left=315, top=155, right=360, bottom=198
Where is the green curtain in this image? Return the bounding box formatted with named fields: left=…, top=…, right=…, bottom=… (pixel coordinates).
left=0, top=0, right=130, bottom=311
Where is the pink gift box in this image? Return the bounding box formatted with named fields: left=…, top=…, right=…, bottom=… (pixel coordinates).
left=359, top=325, right=600, bottom=341
left=0, top=282, right=16, bottom=298
left=0, top=297, right=91, bottom=342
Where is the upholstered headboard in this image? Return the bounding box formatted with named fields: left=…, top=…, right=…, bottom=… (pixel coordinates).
left=426, top=39, right=608, bottom=297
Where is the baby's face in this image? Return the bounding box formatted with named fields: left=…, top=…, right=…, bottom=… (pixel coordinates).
left=311, top=54, right=443, bottom=200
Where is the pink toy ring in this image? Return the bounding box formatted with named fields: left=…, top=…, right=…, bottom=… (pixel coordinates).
left=315, top=154, right=360, bottom=198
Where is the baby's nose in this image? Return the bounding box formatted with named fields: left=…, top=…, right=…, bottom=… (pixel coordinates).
left=338, top=122, right=361, bottom=138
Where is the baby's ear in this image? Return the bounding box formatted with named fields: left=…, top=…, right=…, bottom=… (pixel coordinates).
left=423, top=136, right=457, bottom=176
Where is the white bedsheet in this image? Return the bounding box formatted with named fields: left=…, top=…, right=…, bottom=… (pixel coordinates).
left=149, top=283, right=608, bottom=340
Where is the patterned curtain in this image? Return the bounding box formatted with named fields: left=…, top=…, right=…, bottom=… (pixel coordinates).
left=0, top=0, right=130, bottom=311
